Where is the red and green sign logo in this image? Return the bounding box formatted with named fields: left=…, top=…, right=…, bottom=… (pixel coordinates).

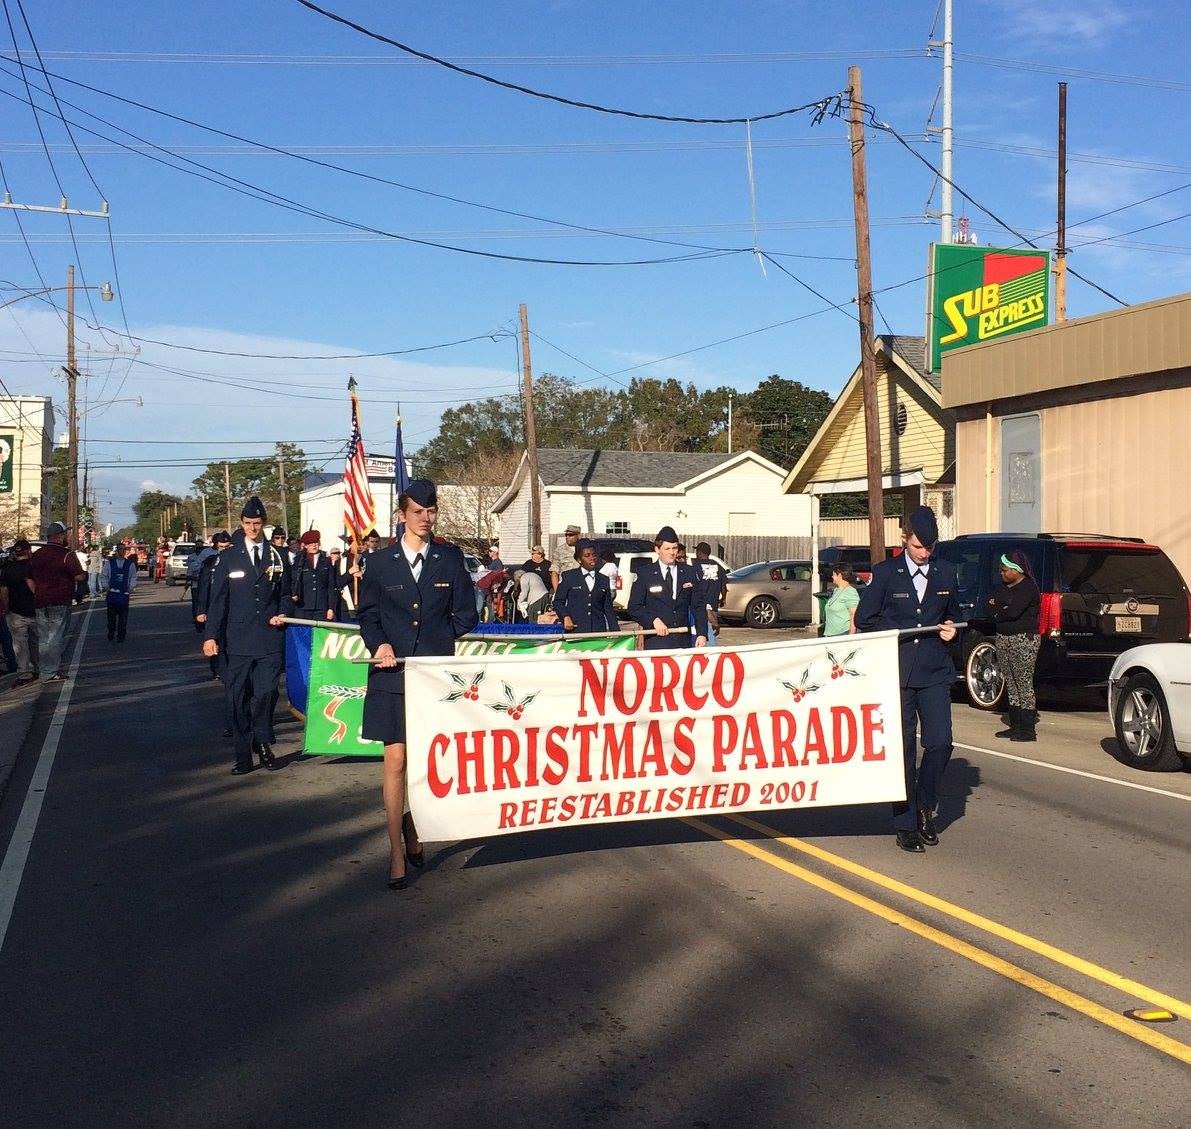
left=928, top=245, right=1050, bottom=371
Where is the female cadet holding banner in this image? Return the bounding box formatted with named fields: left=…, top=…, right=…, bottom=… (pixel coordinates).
left=357, top=478, right=478, bottom=891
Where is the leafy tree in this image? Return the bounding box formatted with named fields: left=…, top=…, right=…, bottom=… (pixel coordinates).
left=190, top=442, right=309, bottom=536
left=738, top=375, right=834, bottom=469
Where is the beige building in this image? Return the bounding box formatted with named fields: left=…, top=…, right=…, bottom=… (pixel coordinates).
left=943, top=291, right=1191, bottom=584
left=0, top=395, right=54, bottom=542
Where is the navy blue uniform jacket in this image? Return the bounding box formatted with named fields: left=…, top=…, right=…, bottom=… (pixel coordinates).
left=553, top=567, right=618, bottom=633
left=291, top=552, right=335, bottom=615
left=855, top=555, right=961, bottom=688
left=357, top=540, right=478, bottom=695
left=628, top=560, right=709, bottom=643
left=203, top=534, right=289, bottom=657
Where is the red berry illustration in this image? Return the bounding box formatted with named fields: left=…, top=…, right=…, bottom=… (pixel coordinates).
left=510, top=707, right=523, bottom=720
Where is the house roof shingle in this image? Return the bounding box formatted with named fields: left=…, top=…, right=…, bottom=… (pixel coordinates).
left=536, top=448, right=739, bottom=489
left=877, top=334, right=938, bottom=391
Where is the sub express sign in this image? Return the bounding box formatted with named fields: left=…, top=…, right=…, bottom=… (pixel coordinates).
left=927, top=244, right=1050, bottom=372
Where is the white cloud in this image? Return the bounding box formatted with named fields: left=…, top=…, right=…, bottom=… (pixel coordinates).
left=983, top=0, right=1131, bottom=47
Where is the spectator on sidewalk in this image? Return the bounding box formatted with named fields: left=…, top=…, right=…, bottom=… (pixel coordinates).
left=1, top=538, right=38, bottom=685
left=100, top=541, right=138, bottom=642
left=86, top=546, right=103, bottom=599
left=29, top=521, right=83, bottom=683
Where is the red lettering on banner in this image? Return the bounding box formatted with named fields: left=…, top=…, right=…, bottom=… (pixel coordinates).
left=831, top=706, right=858, bottom=764
left=428, top=734, right=452, bottom=798
left=593, top=793, right=613, bottom=818
left=577, top=659, right=608, bottom=718
left=575, top=723, right=599, bottom=783
left=615, top=791, right=636, bottom=817
left=711, top=652, right=745, bottom=709
left=664, top=789, right=686, bottom=812
left=543, top=726, right=569, bottom=786
left=683, top=652, right=709, bottom=709
left=523, top=727, right=540, bottom=788
left=650, top=656, right=681, bottom=713
left=601, top=723, right=638, bottom=781
left=711, top=782, right=730, bottom=808
left=492, top=729, right=520, bottom=790
left=638, top=719, right=667, bottom=777
left=613, top=659, right=648, bottom=714
left=803, top=709, right=830, bottom=765
left=519, top=798, right=538, bottom=826
left=454, top=730, right=487, bottom=794
left=560, top=796, right=577, bottom=820
left=540, top=796, right=557, bottom=823
left=771, top=710, right=797, bottom=767
left=739, top=713, right=767, bottom=769
left=730, top=782, right=750, bottom=807
left=672, top=716, right=696, bottom=774
left=498, top=802, right=517, bottom=829
left=861, top=704, right=886, bottom=761
left=685, top=784, right=711, bottom=810
left=712, top=715, right=737, bottom=772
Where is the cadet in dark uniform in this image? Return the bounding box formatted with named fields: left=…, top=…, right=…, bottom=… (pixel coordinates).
left=291, top=529, right=336, bottom=621
left=855, top=506, right=959, bottom=852
left=358, top=479, right=478, bottom=890
left=553, top=538, right=618, bottom=633
left=202, top=498, right=289, bottom=775
left=196, top=530, right=232, bottom=686
left=628, top=525, right=708, bottom=650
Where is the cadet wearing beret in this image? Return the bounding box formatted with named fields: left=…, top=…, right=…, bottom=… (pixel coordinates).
left=202, top=497, right=289, bottom=774
left=553, top=538, right=618, bottom=633
left=291, top=529, right=336, bottom=621
left=357, top=478, right=478, bottom=890
left=855, top=505, right=960, bottom=853
left=628, top=525, right=708, bottom=650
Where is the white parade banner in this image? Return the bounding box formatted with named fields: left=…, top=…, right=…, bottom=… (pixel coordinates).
left=404, top=631, right=906, bottom=841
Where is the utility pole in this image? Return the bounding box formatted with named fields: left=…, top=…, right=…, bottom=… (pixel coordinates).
left=277, top=455, right=288, bottom=535
left=65, top=264, right=79, bottom=547
left=727, top=391, right=734, bottom=453
left=224, top=461, right=232, bottom=530
left=848, top=66, right=887, bottom=569
left=518, top=303, right=542, bottom=550
left=927, top=0, right=954, bottom=243
left=200, top=493, right=208, bottom=540
left=1054, top=82, right=1068, bottom=323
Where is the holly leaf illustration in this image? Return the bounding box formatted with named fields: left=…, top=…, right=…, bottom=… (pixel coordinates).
left=780, top=679, right=798, bottom=692
left=840, top=649, right=857, bottom=667
left=826, top=650, right=839, bottom=668
left=444, top=690, right=465, bottom=703
left=502, top=682, right=516, bottom=703
left=490, top=701, right=511, bottom=713
left=448, top=671, right=466, bottom=687
left=519, top=692, right=539, bottom=709
left=472, top=669, right=486, bottom=686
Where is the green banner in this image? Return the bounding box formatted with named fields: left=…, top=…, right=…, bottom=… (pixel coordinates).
left=928, top=244, right=1050, bottom=372
left=303, top=625, right=636, bottom=757
left=0, top=433, right=13, bottom=494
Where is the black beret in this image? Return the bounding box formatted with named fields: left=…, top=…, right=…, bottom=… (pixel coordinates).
left=213, top=530, right=232, bottom=544
left=404, top=477, right=438, bottom=508
left=241, top=496, right=267, bottom=520
left=363, top=529, right=380, bottom=540
left=908, top=505, right=939, bottom=546
left=655, top=525, right=679, bottom=545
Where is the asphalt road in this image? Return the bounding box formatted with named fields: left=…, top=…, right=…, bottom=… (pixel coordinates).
left=1, top=587, right=1188, bottom=1128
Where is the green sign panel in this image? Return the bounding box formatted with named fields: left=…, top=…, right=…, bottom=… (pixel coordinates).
left=303, top=624, right=637, bottom=757
left=0, top=433, right=12, bottom=494
left=927, top=244, right=1050, bottom=372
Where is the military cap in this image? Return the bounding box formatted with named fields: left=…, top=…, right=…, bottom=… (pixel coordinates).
left=46, top=520, right=67, bottom=536
left=574, top=537, right=595, bottom=557
left=300, top=529, right=321, bottom=545
left=212, top=530, right=232, bottom=545
left=907, top=505, right=939, bottom=546
left=241, top=496, right=268, bottom=520
left=403, top=477, right=438, bottom=508
left=564, top=524, right=581, bottom=535
left=655, top=525, right=679, bottom=545
left=364, top=529, right=380, bottom=541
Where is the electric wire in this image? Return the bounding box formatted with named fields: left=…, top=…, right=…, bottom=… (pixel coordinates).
left=294, top=0, right=848, bottom=126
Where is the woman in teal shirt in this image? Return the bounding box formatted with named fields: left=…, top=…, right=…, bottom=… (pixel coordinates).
left=823, top=563, right=860, bottom=636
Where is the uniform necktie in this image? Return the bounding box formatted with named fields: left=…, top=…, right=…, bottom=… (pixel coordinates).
left=583, top=570, right=594, bottom=591
left=412, top=552, right=424, bottom=582
left=665, top=566, right=675, bottom=599
left=252, top=544, right=260, bottom=570
left=912, top=566, right=927, bottom=601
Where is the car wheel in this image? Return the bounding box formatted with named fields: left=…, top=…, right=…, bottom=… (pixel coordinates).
left=165, top=576, right=175, bottom=587
left=1112, top=672, right=1183, bottom=771
left=745, top=596, right=780, bottom=629
left=964, top=634, right=1005, bottom=710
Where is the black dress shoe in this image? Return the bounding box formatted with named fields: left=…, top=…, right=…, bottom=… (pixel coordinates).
left=231, top=762, right=255, bottom=775
left=402, top=812, right=425, bottom=868
left=254, top=741, right=277, bottom=770
left=896, top=829, right=926, bottom=853
left=387, top=874, right=408, bottom=891
left=917, top=807, right=940, bottom=846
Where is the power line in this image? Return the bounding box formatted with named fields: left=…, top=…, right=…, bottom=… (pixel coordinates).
left=295, top=0, right=849, bottom=126
left=1069, top=210, right=1191, bottom=250
left=956, top=52, right=1191, bottom=95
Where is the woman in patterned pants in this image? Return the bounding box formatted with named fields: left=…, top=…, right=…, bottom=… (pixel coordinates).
left=987, top=550, right=1041, bottom=742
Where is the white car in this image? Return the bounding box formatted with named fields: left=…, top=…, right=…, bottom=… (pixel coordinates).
left=1107, top=644, right=1191, bottom=772
left=609, top=550, right=730, bottom=612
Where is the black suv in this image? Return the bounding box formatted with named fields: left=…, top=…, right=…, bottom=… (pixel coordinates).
left=933, top=533, right=1190, bottom=709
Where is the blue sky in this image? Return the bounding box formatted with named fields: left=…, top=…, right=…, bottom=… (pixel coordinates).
left=0, top=0, right=1187, bottom=527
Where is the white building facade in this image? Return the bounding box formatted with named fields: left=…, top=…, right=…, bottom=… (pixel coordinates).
left=0, top=395, right=54, bottom=542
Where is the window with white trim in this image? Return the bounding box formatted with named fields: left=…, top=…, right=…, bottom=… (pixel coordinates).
left=605, top=521, right=630, bottom=535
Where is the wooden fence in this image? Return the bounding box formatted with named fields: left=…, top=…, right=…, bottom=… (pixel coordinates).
left=818, top=516, right=903, bottom=547
left=679, top=533, right=813, bottom=570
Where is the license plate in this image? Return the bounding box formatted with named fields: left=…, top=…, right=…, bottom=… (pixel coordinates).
left=1115, top=616, right=1142, bottom=633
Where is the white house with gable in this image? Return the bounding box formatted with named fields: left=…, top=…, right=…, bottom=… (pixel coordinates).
left=492, top=448, right=811, bottom=556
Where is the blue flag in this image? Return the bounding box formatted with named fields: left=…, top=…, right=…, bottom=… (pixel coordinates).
left=394, top=415, right=411, bottom=538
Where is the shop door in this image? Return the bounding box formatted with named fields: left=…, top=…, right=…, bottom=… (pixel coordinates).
left=1000, top=413, right=1042, bottom=534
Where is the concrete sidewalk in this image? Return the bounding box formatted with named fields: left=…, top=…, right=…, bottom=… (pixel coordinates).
left=0, top=673, right=43, bottom=802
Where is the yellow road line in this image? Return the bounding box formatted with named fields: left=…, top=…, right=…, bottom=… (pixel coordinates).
left=686, top=817, right=1191, bottom=1066
left=724, top=812, right=1191, bottom=1022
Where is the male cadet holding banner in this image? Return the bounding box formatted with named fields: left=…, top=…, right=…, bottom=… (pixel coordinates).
left=628, top=525, right=708, bottom=651
left=202, top=497, right=288, bottom=775
left=855, top=505, right=959, bottom=853
left=358, top=478, right=478, bottom=890
left=553, top=538, right=618, bottom=633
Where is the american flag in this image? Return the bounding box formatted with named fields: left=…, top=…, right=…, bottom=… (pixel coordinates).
left=343, top=380, right=376, bottom=545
